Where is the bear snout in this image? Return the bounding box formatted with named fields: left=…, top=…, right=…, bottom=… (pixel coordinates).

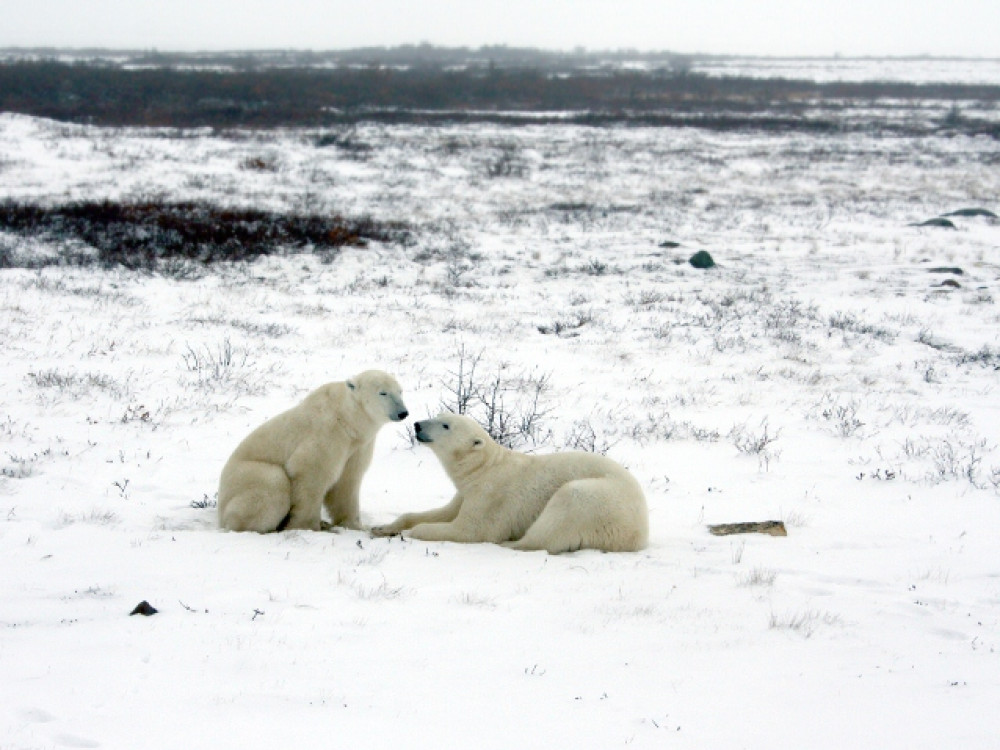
left=394, top=409, right=409, bottom=422
left=414, top=421, right=432, bottom=442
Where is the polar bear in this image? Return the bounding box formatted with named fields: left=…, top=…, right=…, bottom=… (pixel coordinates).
left=372, top=412, right=648, bottom=553
left=218, top=370, right=407, bottom=533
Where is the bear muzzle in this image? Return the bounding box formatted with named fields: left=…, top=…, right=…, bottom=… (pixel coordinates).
left=414, top=421, right=432, bottom=442
left=386, top=393, right=408, bottom=422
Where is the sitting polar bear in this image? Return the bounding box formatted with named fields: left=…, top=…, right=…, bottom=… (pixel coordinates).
left=218, top=370, right=407, bottom=533
left=372, top=412, right=648, bottom=553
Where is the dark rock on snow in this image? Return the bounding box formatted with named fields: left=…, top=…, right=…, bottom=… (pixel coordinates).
left=130, top=600, right=158, bottom=616
left=911, top=217, right=957, bottom=229
left=942, top=208, right=997, bottom=219
left=689, top=250, right=716, bottom=269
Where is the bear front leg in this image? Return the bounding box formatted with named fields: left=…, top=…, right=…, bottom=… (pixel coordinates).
left=406, top=514, right=491, bottom=544
left=284, top=476, right=325, bottom=531
left=284, top=445, right=345, bottom=532
left=324, top=441, right=375, bottom=530
left=371, top=493, right=464, bottom=537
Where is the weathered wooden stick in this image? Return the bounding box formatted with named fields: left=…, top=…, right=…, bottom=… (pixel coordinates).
left=707, top=521, right=787, bottom=537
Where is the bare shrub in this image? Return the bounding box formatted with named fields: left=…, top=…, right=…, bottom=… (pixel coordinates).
left=3, top=453, right=40, bottom=479
left=337, top=572, right=404, bottom=601
left=916, top=328, right=953, bottom=352
left=768, top=609, right=842, bottom=637
left=625, top=411, right=722, bottom=446
left=563, top=420, right=618, bottom=454
left=440, top=346, right=553, bottom=449
left=763, top=298, right=820, bottom=344
left=182, top=338, right=249, bottom=378
left=442, top=258, right=476, bottom=292
left=537, top=311, right=593, bottom=337
left=120, top=403, right=154, bottom=425
left=315, top=127, right=373, bottom=157
left=158, top=257, right=209, bottom=280
left=485, top=144, right=529, bottom=178
left=989, top=466, right=1000, bottom=494
left=239, top=154, right=279, bottom=172
left=730, top=419, right=781, bottom=469
left=454, top=592, right=497, bottom=609
left=730, top=419, right=781, bottom=455
left=583, top=258, right=616, bottom=276
left=227, top=318, right=294, bottom=338
left=440, top=344, right=484, bottom=417
left=828, top=311, right=896, bottom=342
left=181, top=337, right=277, bottom=395
left=739, top=567, right=778, bottom=587
left=478, top=370, right=553, bottom=449
left=813, top=395, right=866, bottom=437
left=957, top=345, right=1000, bottom=369
left=190, top=494, right=217, bottom=509
left=730, top=541, right=746, bottom=564
left=626, top=289, right=665, bottom=308
left=28, top=369, right=132, bottom=400
left=57, top=509, right=120, bottom=527
left=928, top=438, right=989, bottom=487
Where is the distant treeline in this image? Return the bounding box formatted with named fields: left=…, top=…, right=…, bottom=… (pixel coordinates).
left=1, top=59, right=999, bottom=133
left=1, top=44, right=696, bottom=72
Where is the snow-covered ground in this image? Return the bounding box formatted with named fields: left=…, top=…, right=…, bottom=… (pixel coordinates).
left=1, top=107, right=999, bottom=748
left=694, top=56, right=1000, bottom=85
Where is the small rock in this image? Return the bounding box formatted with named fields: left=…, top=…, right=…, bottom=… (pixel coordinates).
left=934, top=279, right=962, bottom=289
left=130, top=600, right=158, bottom=616
left=688, top=250, right=716, bottom=269
left=927, top=267, right=964, bottom=275
left=659, top=240, right=681, bottom=249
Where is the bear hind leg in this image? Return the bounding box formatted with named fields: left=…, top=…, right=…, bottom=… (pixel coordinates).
left=220, top=492, right=290, bottom=532
left=506, top=477, right=644, bottom=554
left=504, top=481, right=593, bottom=554
left=218, top=462, right=292, bottom=533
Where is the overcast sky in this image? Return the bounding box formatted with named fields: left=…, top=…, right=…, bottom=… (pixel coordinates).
left=1, top=0, right=997, bottom=57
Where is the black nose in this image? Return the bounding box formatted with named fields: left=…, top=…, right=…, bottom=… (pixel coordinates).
left=397, top=410, right=409, bottom=421
left=414, top=421, right=423, bottom=433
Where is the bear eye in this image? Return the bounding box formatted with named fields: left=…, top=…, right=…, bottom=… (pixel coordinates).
left=379, top=391, right=388, bottom=396
left=442, top=423, right=450, bottom=430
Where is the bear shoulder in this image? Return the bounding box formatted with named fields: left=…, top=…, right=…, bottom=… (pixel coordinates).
left=300, top=381, right=349, bottom=415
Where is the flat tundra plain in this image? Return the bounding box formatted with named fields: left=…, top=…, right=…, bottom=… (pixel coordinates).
left=1, top=103, right=1000, bottom=749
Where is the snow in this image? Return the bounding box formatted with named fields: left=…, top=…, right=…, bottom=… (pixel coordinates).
left=2, top=86, right=1000, bottom=750
left=693, top=57, right=1000, bottom=85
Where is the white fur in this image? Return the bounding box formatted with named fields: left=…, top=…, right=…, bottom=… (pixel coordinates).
left=218, top=370, right=407, bottom=532
left=373, top=412, right=648, bottom=553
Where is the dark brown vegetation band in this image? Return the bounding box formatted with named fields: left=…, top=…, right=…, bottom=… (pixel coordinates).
left=0, top=199, right=410, bottom=268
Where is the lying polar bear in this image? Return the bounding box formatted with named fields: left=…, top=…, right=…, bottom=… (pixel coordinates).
left=372, top=412, right=648, bottom=553
left=218, top=370, right=408, bottom=533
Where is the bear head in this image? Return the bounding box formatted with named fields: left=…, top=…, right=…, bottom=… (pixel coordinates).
left=346, top=370, right=408, bottom=424
left=416, top=413, right=511, bottom=485
left=413, top=411, right=493, bottom=465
